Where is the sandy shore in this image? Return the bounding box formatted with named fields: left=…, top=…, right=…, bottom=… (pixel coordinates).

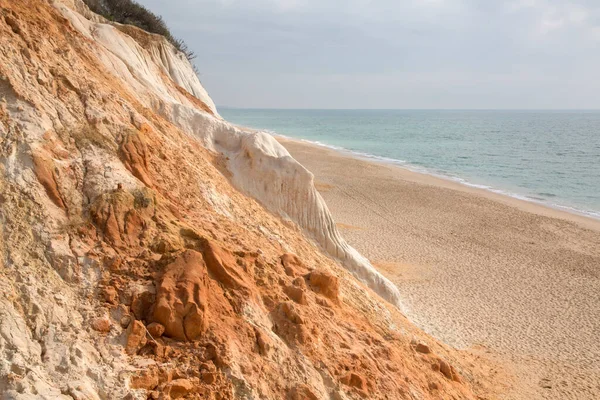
left=279, top=137, right=600, bottom=400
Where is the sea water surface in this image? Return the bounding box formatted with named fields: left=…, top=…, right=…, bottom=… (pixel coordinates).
left=220, top=109, right=600, bottom=219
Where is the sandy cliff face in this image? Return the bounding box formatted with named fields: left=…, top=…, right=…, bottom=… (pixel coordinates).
left=55, top=0, right=403, bottom=311
left=0, top=1, right=491, bottom=399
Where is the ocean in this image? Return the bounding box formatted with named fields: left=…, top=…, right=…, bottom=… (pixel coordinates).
left=220, top=109, right=600, bottom=219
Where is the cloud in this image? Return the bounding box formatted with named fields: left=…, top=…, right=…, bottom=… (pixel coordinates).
left=139, top=0, right=600, bottom=108
left=537, top=3, right=590, bottom=34
left=215, top=0, right=304, bottom=12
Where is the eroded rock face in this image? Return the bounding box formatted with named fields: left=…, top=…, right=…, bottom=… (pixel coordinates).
left=281, top=253, right=309, bottom=277
left=288, top=384, right=319, bottom=400
left=119, top=128, right=153, bottom=188
left=437, top=359, right=462, bottom=383
left=271, top=301, right=312, bottom=346
left=203, top=240, right=252, bottom=295
left=341, top=372, right=369, bottom=394
left=0, top=0, right=487, bottom=398
left=153, top=250, right=210, bottom=341
left=90, top=188, right=153, bottom=248
left=32, top=151, right=67, bottom=210
left=147, top=322, right=165, bottom=338
left=284, top=285, right=308, bottom=305
left=130, top=367, right=159, bottom=390
left=308, top=270, right=340, bottom=302
left=126, top=320, right=147, bottom=355
left=165, top=378, right=195, bottom=399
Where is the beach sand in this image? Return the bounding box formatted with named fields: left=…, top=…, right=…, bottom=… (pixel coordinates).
left=280, top=137, right=600, bottom=400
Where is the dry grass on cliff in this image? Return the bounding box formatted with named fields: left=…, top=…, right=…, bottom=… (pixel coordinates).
left=82, top=0, right=196, bottom=61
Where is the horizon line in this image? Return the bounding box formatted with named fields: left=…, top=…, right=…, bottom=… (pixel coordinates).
left=218, top=107, right=600, bottom=111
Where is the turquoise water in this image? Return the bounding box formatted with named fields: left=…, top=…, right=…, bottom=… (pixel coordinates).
left=220, top=109, right=600, bottom=219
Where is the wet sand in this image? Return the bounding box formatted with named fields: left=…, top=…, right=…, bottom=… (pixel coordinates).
left=280, top=137, right=600, bottom=400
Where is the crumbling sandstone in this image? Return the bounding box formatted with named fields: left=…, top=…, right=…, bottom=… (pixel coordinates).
left=280, top=253, right=309, bottom=277
left=308, top=270, right=340, bottom=302
left=126, top=320, right=147, bottom=355
left=165, top=378, right=194, bottom=399
left=119, top=129, right=153, bottom=188
left=32, top=151, right=66, bottom=210
left=288, top=384, right=319, bottom=400
left=284, top=285, right=308, bottom=305
left=341, top=372, right=369, bottom=392
left=415, top=342, right=431, bottom=354
left=271, top=301, right=312, bottom=345
left=147, top=322, right=165, bottom=338
left=102, top=286, right=118, bottom=304
left=131, top=286, right=155, bottom=320
left=91, top=317, right=111, bottom=333
left=436, top=359, right=462, bottom=383
left=203, top=241, right=252, bottom=294
left=130, top=367, right=159, bottom=390
left=153, top=250, right=210, bottom=341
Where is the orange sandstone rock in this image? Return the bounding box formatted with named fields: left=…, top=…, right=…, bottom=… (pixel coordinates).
left=146, top=322, right=165, bottom=338
left=165, top=378, right=194, bottom=399
left=203, top=241, right=251, bottom=294
left=254, top=327, right=272, bottom=356
left=341, top=372, right=368, bottom=392
left=32, top=152, right=66, bottom=210
left=280, top=253, right=308, bottom=277
left=415, top=342, right=431, bottom=354
left=102, top=286, right=118, bottom=304
left=271, top=301, right=312, bottom=345
left=341, top=372, right=369, bottom=397
left=91, top=317, right=111, bottom=333
left=438, top=359, right=462, bottom=383
left=284, top=285, right=308, bottom=305
left=308, top=270, right=339, bottom=302
left=130, top=368, right=159, bottom=390
left=288, top=384, right=319, bottom=400
left=126, top=320, right=147, bottom=355
left=153, top=250, right=209, bottom=341
left=119, top=130, right=153, bottom=188
left=131, top=288, right=155, bottom=321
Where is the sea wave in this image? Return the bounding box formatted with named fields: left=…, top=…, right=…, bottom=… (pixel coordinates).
left=272, top=132, right=600, bottom=221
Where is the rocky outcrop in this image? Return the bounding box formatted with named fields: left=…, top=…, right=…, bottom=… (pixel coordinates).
left=308, top=270, right=340, bottom=303
left=153, top=250, right=210, bottom=341
left=119, top=128, right=153, bottom=188
left=0, top=0, right=488, bottom=399
left=32, top=151, right=67, bottom=210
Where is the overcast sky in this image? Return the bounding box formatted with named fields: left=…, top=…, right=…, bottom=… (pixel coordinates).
left=139, top=0, right=600, bottom=109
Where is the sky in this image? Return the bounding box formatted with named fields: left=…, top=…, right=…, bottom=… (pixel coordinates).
left=138, top=0, right=600, bottom=109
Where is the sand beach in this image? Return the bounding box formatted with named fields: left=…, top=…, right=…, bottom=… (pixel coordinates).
left=280, top=137, right=600, bottom=400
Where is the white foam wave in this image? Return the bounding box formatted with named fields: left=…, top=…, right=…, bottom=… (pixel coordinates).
left=270, top=133, right=600, bottom=221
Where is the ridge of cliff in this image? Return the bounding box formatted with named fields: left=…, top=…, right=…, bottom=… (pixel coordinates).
left=0, top=1, right=496, bottom=399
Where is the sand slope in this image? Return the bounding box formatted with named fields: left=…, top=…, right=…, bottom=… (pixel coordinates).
left=281, top=137, right=600, bottom=400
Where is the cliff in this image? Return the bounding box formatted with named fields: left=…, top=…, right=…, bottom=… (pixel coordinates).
left=0, top=1, right=489, bottom=399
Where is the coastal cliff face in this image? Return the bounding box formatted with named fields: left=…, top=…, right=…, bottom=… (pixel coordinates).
left=0, top=1, right=486, bottom=399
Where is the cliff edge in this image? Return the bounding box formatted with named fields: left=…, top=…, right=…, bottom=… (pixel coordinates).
left=0, top=1, right=492, bottom=399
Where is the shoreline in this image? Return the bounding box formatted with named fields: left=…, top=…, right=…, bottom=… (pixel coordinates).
left=277, top=134, right=600, bottom=230
left=278, top=135, right=600, bottom=400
